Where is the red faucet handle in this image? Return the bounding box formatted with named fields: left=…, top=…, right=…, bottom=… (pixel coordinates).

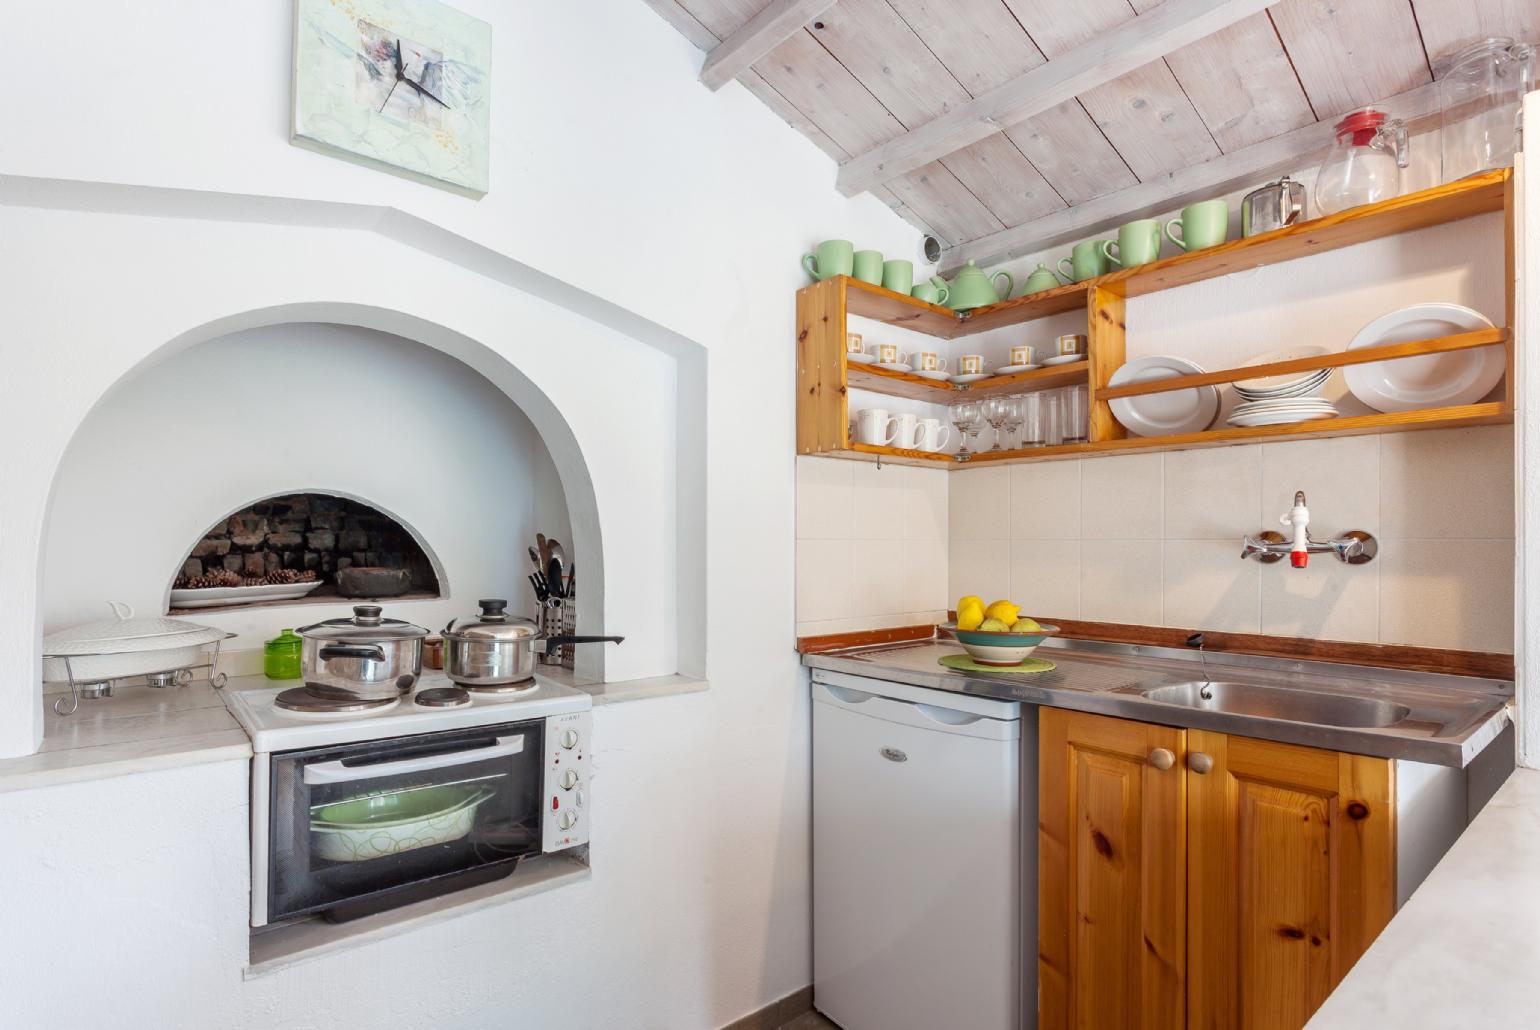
left=1291, top=551, right=1309, bottom=569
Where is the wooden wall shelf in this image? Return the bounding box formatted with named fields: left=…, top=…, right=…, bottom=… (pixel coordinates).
left=797, top=171, right=1515, bottom=469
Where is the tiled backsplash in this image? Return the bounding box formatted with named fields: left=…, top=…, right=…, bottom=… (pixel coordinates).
left=950, top=426, right=1515, bottom=653
left=796, top=458, right=949, bottom=638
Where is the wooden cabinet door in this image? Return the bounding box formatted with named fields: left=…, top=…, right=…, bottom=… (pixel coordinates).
left=1039, top=709, right=1187, bottom=1030
left=1185, top=730, right=1395, bottom=1030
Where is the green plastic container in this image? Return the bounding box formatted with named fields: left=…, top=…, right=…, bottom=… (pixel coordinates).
left=264, top=629, right=303, bottom=680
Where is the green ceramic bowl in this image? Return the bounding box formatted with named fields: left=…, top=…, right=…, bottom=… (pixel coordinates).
left=940, top=621, right=1059, bottom=667
left=310, top=785, right=495, bottom=863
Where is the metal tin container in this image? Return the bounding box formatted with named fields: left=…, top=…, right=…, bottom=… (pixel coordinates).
left=296, top=605, right=427, bottom=700
left=1240, top=176, right=1306, bottom=237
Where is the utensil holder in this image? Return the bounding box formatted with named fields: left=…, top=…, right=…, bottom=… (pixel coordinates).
left=538, top=598, right=577, bottom=669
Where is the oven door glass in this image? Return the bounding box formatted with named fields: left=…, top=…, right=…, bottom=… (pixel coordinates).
left=267, top=719, right=545, bottom=923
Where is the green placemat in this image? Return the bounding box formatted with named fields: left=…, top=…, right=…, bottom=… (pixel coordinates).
left=940, top=654, right=1056, bottom=674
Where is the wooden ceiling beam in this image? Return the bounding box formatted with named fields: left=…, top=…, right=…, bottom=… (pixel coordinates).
left=835, top=0, right=1277, bottom=196
left=939, top=81, right=1444, bottom=273
left=699, top=0, right=837, bottom=91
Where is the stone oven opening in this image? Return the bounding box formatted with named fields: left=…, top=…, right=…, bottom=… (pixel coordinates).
left=168, top=492, right=442, bottom=614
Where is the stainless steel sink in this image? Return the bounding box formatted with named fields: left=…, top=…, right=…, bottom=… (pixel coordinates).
left=1141, top=681, right=1411, bottom=728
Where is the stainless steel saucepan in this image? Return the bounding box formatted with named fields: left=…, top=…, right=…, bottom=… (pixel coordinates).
left=443, top=598, right=622, bottom=687
left=297, top=605, right=428, bottom=700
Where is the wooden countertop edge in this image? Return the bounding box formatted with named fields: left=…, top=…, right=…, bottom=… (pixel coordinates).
left=796, top=618, right=1514, bottom=681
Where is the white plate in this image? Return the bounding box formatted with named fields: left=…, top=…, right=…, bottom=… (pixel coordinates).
left=170, top=580, right=326, bottom=608
left=874, top=362, right=913, bottom=372
left=1108, top=356, right=1221, bottom=437
left=1233, top=347, right=1334, bottom=394
left=913, top=369, right=951, bottom=381
left=1343, top=303, right=1502, bottom=412
left=993, top=364, right=1040, bottom=375
left=1227, top=408, right=1338, bottom=427
left=949, top=372, right=991, bottom=384
left=1042, top=354, right=1087, bottom=366
left=1231, top=397, right=1337, bottom=413
left=847, top=352, right=876, bottom=364
left=1234, top=371, right=1332, bottom=399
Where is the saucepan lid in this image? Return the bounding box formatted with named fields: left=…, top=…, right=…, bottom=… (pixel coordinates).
left=297, top=604, right=428, bottom=641
left=443, top=599, right=540, bottom=642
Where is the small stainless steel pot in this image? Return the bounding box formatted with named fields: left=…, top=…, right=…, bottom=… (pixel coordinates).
left=297, top=605, right=428, bottom=700
left=443, top=598, right=622, bottom=687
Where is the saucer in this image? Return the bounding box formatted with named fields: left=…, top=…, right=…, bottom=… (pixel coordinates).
left=1042, top=354, right=1087, bottom=366
left=875, top=362, right=913, bottom=372
left=913, top=369, right=951, bottom=381
left=994, top=364, right=1040, bottom=375
left=847, top=353, right=876, bottom=364
left=949, top=372, right=991, bottom=384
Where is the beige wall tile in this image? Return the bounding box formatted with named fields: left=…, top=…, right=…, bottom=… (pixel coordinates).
left=950, top=538, right=1011, bottom=606
left=1380, top=539, right=1515, bottom=653
left=1164, top=445, right=1261, bottom=539
left=1162, top=540, right=1260, bottom=632
left=950, top=466, right=1012, bottom=541
left=1260, top=435, right=1379, bottom=533
left=850, top=461, right=905, bottom=541
left=849, top=539, right=913, bottom=617
left=900, top=466, right=950, bottom=542
left=796, top=538, right=851, bottom=624
left=796, top=457, right=853, bottom=541
left=1381, top=426, right=1514, bottom=539
left=1010, top=460, right=1081, bottom=540
left=1260, top=554, right=1380, bottom=643
left=1081, top=540, right=1163, bottom=624
left=1082, top=453, right=1163, bottom=539
left=1010, top=539, right=1081, bottom=620
left=903, top=538, right=950, bottom=614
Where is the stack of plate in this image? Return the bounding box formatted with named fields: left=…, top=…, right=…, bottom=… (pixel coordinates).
left=1227, top=348, right=1338, bottom=427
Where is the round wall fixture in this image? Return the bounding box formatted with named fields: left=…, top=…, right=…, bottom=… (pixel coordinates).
left=920, top=236, right=942, bottom=263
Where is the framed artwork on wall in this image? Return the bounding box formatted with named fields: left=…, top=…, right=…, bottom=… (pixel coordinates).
left=291, top=0, right=492, bottom=196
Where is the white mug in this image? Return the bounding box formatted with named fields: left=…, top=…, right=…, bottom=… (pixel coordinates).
left=914, top=350, right=947, bottom=373
left=854, top=407, right=899, bottom=446
left=916, top=417, right=952, bottom=452
left=870, top=342, right=910, bottom=365
left=958, top=353, right=986, bottom=375
left=890, top=411, right=920, bottom=449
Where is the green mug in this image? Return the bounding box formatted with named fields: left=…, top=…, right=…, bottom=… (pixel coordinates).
left=852, top=249, right=884, bottom=285
left=911, top=279, right=949, bottom=305
left=881, top=259, right=914, bottom=295
left=1057, top=239, right=1110, bottom=283
left=1165, top=199, right=1229, bottom=252
left=802, top=239, right=854, bottom=281
left=1101, top=219, right=1162, bottom=269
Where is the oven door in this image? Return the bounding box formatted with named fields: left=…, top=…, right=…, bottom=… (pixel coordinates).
left=266, top=719, right=545, bottom=924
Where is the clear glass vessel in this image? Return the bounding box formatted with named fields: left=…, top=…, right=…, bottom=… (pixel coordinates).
left=1435, top=38, right=1535, bottom=183
left=1314, top=108, right=1408, bottom=216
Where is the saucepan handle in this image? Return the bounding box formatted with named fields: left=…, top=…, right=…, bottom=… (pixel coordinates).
left=542, top=635, right=625, bottom=657
left=318, top=644, right=387, bottom=662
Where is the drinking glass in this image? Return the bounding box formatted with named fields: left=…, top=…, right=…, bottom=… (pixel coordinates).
left=982, top=396, right=1010, bottom=450
left=949, top=400, right=981, bottom=456
left=1001, top=395, right=1025, bottom=449
left=1020, top=393, right=1046, bottom=447
left=1062, top=385, right=1089, bottom=443
left=1042, top=390, right=1063, bottom=447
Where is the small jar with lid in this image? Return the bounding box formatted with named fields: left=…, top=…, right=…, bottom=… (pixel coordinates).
left=263, top=629, right=303, bottom=680
left=1314, top=108, right=1409, bottom=216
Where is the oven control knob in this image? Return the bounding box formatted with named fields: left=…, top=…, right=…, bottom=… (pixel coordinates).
left=558, top=810, right=578, bottom=831
left=559, top=729, right=580, bottom=750
left=559, top=769, right=580, bottom=790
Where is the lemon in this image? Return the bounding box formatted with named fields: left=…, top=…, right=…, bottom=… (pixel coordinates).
left=1010, top=617, right=1042, bottom=633
left=957, top=595, right=983, bottom=615
left=984, top=600, right=1021, bottom=625
left=957, top=604, right=985, bottom=631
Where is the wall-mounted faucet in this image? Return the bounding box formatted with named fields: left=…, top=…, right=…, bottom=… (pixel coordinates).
left=1242, top=490, right=1377, bottom=568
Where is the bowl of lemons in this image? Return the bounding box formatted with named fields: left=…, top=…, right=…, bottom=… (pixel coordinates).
left=941, top=596, right=1058, bottom=666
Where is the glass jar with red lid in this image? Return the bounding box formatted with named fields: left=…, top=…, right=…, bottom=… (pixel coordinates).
left=1314, top=108, right=1409, bottom=216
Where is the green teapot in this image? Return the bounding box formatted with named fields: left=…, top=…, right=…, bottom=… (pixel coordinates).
left=945, top=261, right=1013, bottom=310
left=1021, top=262, right=1064, bottom=295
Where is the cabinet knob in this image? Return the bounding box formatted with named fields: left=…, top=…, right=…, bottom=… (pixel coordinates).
left=1149, top=748, right=1175, bottom=770
left=1188, top=751, right=1214, bottom=774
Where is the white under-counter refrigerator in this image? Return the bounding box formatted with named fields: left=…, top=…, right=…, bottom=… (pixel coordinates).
left=811, top=668, right=1036, bottom=1030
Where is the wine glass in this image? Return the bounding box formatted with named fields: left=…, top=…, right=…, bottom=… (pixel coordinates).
left=949, top=400, right=981, bottom=456
left=982, top=397, right=1010, bottom=450
left=1001, top=395, right=1025, bottom=449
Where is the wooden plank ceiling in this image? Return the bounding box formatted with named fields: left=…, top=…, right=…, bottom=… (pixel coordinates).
left=645, top=0, right=1537, bottom=266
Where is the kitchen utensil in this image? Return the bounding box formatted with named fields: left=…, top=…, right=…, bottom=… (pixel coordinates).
left=335, top=566, right=412, bottom=598
left=940, top=621, right=1059, bottom=667
left=1101, top=219, right=1162, bottom=268
left=1226, top=402, right=1339, bottom=427
left=43, top=601, right=229, bottom=683
left=802, top=239, right=854, bottom=281
left=948, top=373, right=991, bottom=384
left=1315, top=109, right=1408, bottom=216
left=958, top=354, right=986, bottom=375
left=846, top=332, right=864, bottom=356
left=1058, top=240, right=1110, bottom=283
left=915, top=417, right=952, bottom=453
left=1241, top=176, right=1306, bottom=236
left=993, top=364, right=1037, bottom=376
left=442, top=598, right=623, bottom=687
left=1342, top=303, right=1503, bottom=412
left=1054, top=333, right=1087, bottom=358
left=881, top=259, right=914, bottom=295
left=1436, top=38, right=1535, bottom=183
left=1062, top=385, right=1089, bottom=443
left=548, top=557, right=564, bottom=599
left=170, top=579, right=325, bottom=608
left=1021, top=263, right=1063, bottom=295
left=537, top=533, right=551, bottom=573
left=982, top=397, right=1010, bottom=450
left=944, top=261, right=1012, bottom=310
left=264, top=629, right=303, bottom=680
left=910, top=280, right=949, bottom=306
left=852, top=249, right=884, bottom=284
left=914, top=350, right=946, bottom=372
left=889, top=411, right=921, bottom=449
left=1040, top=354, right=1087, bottom=367
left=1233, top=347, right=1334, bottom=399
left=854, top=408, right=900, bottom=446
left=1020, top=392, right=1047, bottom=447
left=1009, top=345, right=1035, bottom=367
left=1041, top=389, right=1063, bottom=446
left=310, top=785, right=497, bottom=863
left=949, top=400, right=982, bottom=457
left=1107, top=356, right=1221, bottom=437
left=528, top=545, right=542, bottom=572
left=1164, top=199, right=1229, bottom=251
left=547, top=537, right=565, bottom=566
left=296, top=604, right=428, bottom=700
left=872, top=342, right=909, bottom=366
